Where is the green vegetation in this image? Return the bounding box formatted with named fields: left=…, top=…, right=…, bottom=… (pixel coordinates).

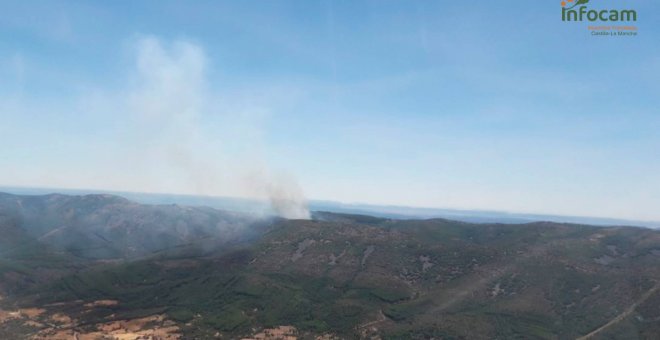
left=1, top=198, right=659, bottom=339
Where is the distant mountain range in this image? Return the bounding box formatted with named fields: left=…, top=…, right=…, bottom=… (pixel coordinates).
left=2, top=186, right=658, bottom=228
left=0, top=191, right=261, bottom=261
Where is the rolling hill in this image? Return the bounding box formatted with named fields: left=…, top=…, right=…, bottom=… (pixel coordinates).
left=0, top=193, right=659, bottom=339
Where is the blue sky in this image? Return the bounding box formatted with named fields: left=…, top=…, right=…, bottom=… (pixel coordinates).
left=1, top=0, right=659, bottom=221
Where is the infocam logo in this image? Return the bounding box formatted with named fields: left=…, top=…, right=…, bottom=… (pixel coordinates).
left=561, top=0, right=637, bottom=22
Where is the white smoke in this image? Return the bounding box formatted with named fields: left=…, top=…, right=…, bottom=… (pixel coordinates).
left=269, top=184, right=311, bottom=220
left=245, top=169, right=310, bottom=219
left=124, top=36, right=310, bottom=219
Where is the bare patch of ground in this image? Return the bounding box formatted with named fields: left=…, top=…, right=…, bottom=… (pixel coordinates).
left=0, top=300, right=180, bottom=340
left=292, top=239, right=315, bottom=262
left=329, top=249, right=346, bottom=266
left=83, top=300, right=118, bottom=308
left=240, top=325, right=339, bottom=340
left=361, top=245, right=375, bottom=267
left=419, top=255, right=433, bottom=273
left=242, top=325, right=298, bottom=339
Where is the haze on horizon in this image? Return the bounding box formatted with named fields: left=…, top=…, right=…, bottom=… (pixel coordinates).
left=1, top=1, right=659, bottom=221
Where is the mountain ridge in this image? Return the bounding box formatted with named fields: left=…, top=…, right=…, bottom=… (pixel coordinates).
left=0, top=192, right=659, bottom=338
left=3, top=186, right=658, bottom=229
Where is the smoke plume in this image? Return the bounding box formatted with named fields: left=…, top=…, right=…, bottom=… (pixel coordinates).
left=124, top=36, right=310, bottom=219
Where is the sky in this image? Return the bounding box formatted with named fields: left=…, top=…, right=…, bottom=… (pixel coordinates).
left=1, top=0, right=659, bottom=221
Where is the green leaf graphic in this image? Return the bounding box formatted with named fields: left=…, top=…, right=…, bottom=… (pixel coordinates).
left=567, top=0, right=588, bottom=10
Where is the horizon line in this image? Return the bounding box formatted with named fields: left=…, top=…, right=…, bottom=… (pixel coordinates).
left=1, top=184, right=658, bottom=228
